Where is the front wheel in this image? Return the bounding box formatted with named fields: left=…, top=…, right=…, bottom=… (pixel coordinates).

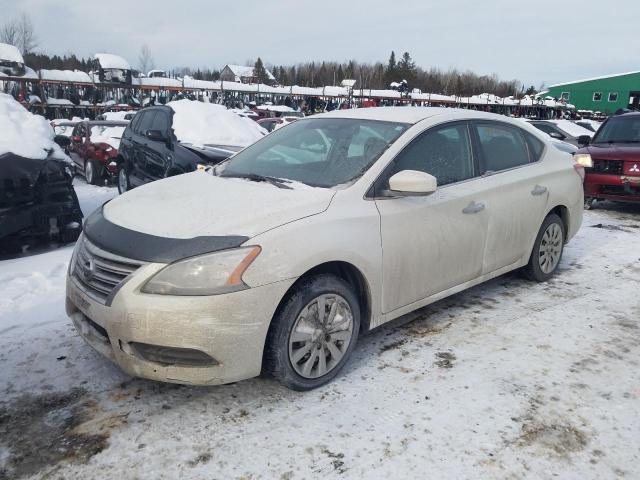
left=523, top=213, right=565, bottom=282
left=264, top=274, right=360, bottom=390
left=84, top=159, right=100, bottom=185
left=117, top=165, right=130, bottom=194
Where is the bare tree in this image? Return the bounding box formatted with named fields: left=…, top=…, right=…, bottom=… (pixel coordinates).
left=0, top=19, right=19, bottom=47
left=1, top=12, right=38, bottom=54
left=138, top=44, right=155, bottom=75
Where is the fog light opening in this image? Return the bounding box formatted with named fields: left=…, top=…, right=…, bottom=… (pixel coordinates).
left=129, top=342, right=219, bottom=367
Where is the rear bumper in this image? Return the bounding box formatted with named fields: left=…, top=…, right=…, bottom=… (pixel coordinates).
left=584, top=173, right=640, bottom=202
left=66, top=268, right=295, bottom=386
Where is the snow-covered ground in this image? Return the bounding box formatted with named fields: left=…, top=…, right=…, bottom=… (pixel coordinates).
left=1, top=180, right=639, bottom=480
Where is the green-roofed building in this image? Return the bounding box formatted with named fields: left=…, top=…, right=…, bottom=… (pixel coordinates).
left=539, top=71, right=640, bottom=115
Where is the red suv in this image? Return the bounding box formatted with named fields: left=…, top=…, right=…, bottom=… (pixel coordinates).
left=577, top=112, right=640, bottom=208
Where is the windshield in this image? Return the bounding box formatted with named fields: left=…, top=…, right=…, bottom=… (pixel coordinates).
left=219, top=118, right=408, bottom=188
left=592, top=116, right=640, bottom=144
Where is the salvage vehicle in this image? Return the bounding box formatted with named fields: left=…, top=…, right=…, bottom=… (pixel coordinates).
left=1, top=152, right=82, bottom=251
left=68, top=120, right=129, bottom=185
left=116, top=101, right=264, bottom=193
left=1, top=93, right=83, bottom=252
left=528, top=119, right=593, bottom=147
left=67, top=107, right=583, bottom=390
left=576, top=111, right=640, bottom=208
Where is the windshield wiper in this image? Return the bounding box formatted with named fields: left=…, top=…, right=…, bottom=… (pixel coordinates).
left=222, top=173, right=293, bottom=189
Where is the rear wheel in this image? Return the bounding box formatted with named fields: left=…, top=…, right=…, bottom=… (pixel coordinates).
left=117, top=165, right=130, bottom=194
left=264, top=274, right=360, bottom=390
left=523, top=213, right=565, bottom=282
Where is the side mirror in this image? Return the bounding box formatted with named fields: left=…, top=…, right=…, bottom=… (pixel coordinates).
left=146, top=129, right=167, bottom=142
left=549, top=131, right=565, bottom=140
left=388, top=170, right=437, bottom=196
left=54, top=135, right=71, bottom=148
left=71, top=135, right=82, bottom=143
left=577, top=135, right=591, bottom=146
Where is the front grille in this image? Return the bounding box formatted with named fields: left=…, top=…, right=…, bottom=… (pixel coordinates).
left=588, top=159, right=624, bottom=175
left=72, top=237, right=144, bottom=304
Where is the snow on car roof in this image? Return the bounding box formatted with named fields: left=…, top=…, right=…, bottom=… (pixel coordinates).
left=0, top=93, right=67, bottom=160
left=548, top=119, right=595, bottom=138
left=166, top=100, right=266, bottom=148
left=0, top=42, right=23, bottom=63
left=40, top=69, right=93, bottom=83
left=94, top=53, right=131, bottom=70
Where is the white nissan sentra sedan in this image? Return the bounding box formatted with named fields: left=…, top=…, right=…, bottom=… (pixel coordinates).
left=66, top=107, right=584, bottom=390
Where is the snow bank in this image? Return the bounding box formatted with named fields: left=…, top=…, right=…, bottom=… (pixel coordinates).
left=0, top=42, right=23, bottom=63
left=167, top=99, right=266, bottom=147
left=94, top=53, right=130, bottom=70
left=0, top=93, right=66, bottom=159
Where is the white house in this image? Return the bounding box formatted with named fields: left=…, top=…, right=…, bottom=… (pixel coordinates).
left=220, top=64, right=276, bottom=85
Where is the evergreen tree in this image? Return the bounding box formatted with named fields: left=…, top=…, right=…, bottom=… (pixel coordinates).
left=253, top=57, right=268, bottom=84
left=397, top=51, right=417, bottom=86
left=384, top=51, right=397, bottom=86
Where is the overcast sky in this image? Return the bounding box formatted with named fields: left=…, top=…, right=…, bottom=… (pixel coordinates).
left=3, top=0, right=639, bottom=87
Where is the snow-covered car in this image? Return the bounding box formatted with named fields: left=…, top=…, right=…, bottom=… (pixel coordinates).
left=0, top=42, right=26, bottom=77
left=0, top=93, right=82, bottom=250
left=67, top=120, right=129, bottom=184
left=66, top=107, right=584, bottom=390
left=528, top=119, right=594, bottom=147
left=116, top=100, right=265, bottom=193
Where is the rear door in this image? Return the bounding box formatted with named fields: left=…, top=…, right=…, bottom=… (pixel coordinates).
left=471, top=121, right=550, bottom=274
left=374, top=121, right=488, bottom=313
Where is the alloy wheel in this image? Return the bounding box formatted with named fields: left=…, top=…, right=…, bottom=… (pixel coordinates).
left=538, top=222, right=563, bottom=274
left=288, top=293, right=354, bottom=379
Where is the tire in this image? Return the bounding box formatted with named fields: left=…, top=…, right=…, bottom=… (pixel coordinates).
left=84, top=159, right=100, bottom=185
left=264, top=274, right=361, bottom=391
left=523, top=213, right=565, bottom=282
left=117, top=165, right=130, bottom=194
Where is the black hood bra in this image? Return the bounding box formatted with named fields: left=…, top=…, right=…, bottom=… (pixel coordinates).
left=83, top=206, right=249, bottom=263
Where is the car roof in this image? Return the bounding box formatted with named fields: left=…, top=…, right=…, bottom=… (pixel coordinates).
left=315, top=106, right=519, bottom=125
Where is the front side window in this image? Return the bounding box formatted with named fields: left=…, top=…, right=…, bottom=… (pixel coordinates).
left=150, top=112, right=169, bottom=134
left=608, top=92, right=618, bottom=102
left=136, top=111, right=156, bottom=135
left=220, top=118, right=408, bottom=188
left=385, top=123, right=474, bottom=187
left=593, top=92, right=603, bottom=101
left=476, top=123, right=531, bottom=173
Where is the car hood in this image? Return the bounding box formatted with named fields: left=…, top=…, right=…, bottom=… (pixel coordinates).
left=103, top=171, right=335, bottom=239
left=582, top=143, right=640, bottom=160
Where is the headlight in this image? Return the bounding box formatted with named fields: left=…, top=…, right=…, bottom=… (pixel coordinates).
left=68, top=233, right=83, bottom=274
left=141, top=246, right=261, bottom=296
left=574, top=153, right=592, bottom=168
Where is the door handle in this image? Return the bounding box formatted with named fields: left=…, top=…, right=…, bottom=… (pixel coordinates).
left=531, top=185, right=547, bottom=196
left=462, top=201, right=485, bottom=214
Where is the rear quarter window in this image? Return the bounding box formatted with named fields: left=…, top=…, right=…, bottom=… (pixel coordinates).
left=523, top=130, right=545, bottom=162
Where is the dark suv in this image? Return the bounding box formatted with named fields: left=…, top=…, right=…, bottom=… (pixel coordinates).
left=116, top=106, right=241, bottom=193
left=577, top=112, right=640, bottom=207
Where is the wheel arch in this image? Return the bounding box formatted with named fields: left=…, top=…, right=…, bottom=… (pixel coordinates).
left=547, top=204, right=569, bottom=239
left=270, top=261, right=373, bottom=336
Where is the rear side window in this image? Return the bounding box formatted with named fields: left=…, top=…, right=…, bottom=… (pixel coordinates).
left=476, top=123, right=530, bottom=173
left=129, top=112, right=142, bottom=133
left=524, top=131, right=545, bottom=162
left=387, top=123, right=474, bottom=187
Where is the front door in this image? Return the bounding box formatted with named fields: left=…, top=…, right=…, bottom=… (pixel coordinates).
left=374, top=122, right=488, bottom=314
left=142, top=110, right=171, bottom=180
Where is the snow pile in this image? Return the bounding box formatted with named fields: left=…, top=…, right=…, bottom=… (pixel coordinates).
left=0, top=42, right=23, bottom=63
left=94, top=53, right=130, bottom=70
left=167, top=99, right=266, bottom=147
left=0, top=93, right=66, bottom=159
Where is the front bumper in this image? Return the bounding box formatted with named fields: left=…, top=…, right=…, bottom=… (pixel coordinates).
left=66, top=265, right=295, bottom=385
left=585, top=173, right=640, bottom=203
